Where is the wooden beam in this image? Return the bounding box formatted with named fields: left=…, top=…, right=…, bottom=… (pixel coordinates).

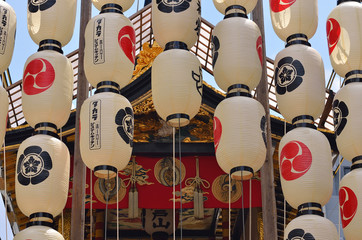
left=70, top=0, right=91, bottom=239
left=252, top=0, right=278, bottom=239
left=318, top=90, right=335, bottom=129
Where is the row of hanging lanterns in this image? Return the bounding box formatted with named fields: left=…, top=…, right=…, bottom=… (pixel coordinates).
left=14, top=0, right=77, bottom=239
left=80, top=0, right=135, bottom=180
left=212, top=0, right=266, bottom=181
left=270, top=0, right=338, bottom=239
left=0, top=0, right=16, bottom=151
left=151, top=0, right=203, bottom=222
left=326, top=1, right=362, bottom=239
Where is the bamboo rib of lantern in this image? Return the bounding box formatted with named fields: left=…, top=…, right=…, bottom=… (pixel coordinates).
left=269, top=0, right=338, bottom=238
left=326, top=1, right=362, bottom=239
left=14, top=1, right=77, bottom=239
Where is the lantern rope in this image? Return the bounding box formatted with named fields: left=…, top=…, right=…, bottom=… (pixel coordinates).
left=249, top=179, right=251, bottom=240
left=241, top=180, right=245, bottom=240
left=283, top=119, right=286, bottom=232
left=338, top=156, right=341, bottom=237
left=172, top=127, right=176, bottom=240
left=104, top=171, right=110, bottom=240
left=117, top=172, right=119, bottom=240
left=228, top=173, right=231, bottom=240
left=90, top=168, right=93, bottom=240
left=178, top=119, right=183, bottom=239
left=3, top=137, right=8, bottom=240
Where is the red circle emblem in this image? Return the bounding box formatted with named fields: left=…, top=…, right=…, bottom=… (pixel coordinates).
left=213, top=116, right=222, bottom=152
left=23, top=58, right=55, bottom=95
left=270, top=0, right=297, bottom=13
left=118, top=26, right=136, bottom=64
left=326, top=18, right=341, bottom=56
left=256, top=36, right=263, bottom=66
left=340, top=186, right=358, bottom=228
left=280, top=140, right=312, bottom=181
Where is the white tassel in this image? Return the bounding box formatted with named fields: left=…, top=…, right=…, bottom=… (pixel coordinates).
left=128, top=188, right=134, bottom=219
left=133, top=187, right=139, bottom=218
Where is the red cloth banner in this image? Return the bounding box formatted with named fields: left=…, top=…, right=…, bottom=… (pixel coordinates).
left=66, top=156, right=262, bottom=209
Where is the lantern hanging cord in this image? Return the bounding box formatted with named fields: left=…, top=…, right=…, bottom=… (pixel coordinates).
left=283, top=119, right=286, bottom=232
left=117, top=172, right=119, bottom=240
left=172, top=127, right=176, bottom=240
left=228, top=174, right=231, bottom=240
left=4, top=137, right=8, bottom=240
left=249, top=179, right=252, bottom=240
left=185, top=158, right=210, bottom=189
left=90, top=168, right=93, bottom=240
left=178, top=118, right=183, bottom=239
left=104, top=171, right=110, bottom=240
left=242, top=179, right=245, bottom=240
left=338, top=156, right=341, bottom=238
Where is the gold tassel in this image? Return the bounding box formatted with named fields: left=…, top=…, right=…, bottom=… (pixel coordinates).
left=133, top=186, right=139, bottom=218
left=198, top=189, right=204, bottom=219
left=194, top=187, right=199, bottom=218
left=128, top=186, right=135, bottom=218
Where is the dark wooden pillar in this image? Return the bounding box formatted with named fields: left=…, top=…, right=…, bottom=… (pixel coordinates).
left=70, top=0, right=91, bottom=239
left=252, top=0, right=278, bottom=239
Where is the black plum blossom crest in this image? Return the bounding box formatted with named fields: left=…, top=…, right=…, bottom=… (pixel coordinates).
left=156, top=0, right=191, bottom=13
left=115, top=107, right=134, bottom=147
left=260, top=116, right=267, bottom=147
left=28, top=0, right=56, bottom=13
left=212, top=35, right=220, bottom=68
left=195, top=0, right=201, bottom=36
left=275, top=56, right=305, bottom=95
left=333, top=99, right=349, bottom=136
left=287, top=228, right=315, bottom=240
left=17, top=146, right=53, bottom=186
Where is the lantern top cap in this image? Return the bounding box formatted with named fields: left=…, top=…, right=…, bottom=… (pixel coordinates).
left=337, top=0, right=361, bottom=5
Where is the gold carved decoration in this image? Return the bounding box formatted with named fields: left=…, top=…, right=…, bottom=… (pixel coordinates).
left=131, top=42, right=163, bottom=81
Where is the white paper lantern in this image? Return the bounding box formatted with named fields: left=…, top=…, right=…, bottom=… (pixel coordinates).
left=152, top=0, right=200, bottom=49
left=270, top=0, right=318, bottom=42
left=212, top=16, right=262, bottom=92
left=274, top=44, right=325, bottom=123
left=339, top=167, right=362, bottom=239
left=152, top=49, right=202, bottom=127
left=212, top=0, right=258, bottom=15
left=92, top=0, right=135, bottom=12
left=22, top=50, right=73, bottom=130
left=14, top=225, right=64, bottom=240
left=80, top=91, right=133, bottom=178
left=15, top=134, right=70, bottom=221
left=27, top=0, right=76, bottom=47
left=333, top=82, right=362, bottom=162
left=214, top=96, right=266, bottom=179
left=284, top=214, right=338, bottom=240
left=0, top=1, right=16, bottom=74
left=84, top=12, right=136, bottom=88
left=279, top=127, right=333, bottom=209
left=0, top=86, right=8, bottom=147
left=327, top=1, right=362, bottom=80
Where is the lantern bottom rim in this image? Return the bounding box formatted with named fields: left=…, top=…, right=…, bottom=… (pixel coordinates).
left=230, top=166, right=254, bottom=180
left=94, top=165, right=118, bottom=179
left=166, top=113, right=190, bottom=127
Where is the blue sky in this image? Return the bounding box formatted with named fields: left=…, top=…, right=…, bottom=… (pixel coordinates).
left=5, top=0, right=337, bottom=91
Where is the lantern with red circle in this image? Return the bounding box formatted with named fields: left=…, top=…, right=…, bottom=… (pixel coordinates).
left=214, top=95, right=266, bottom=180
left=279, top=127, right=333, bottom=210
left=326, top=1, right=362, bottom=82
left=22, top=49, right=74, bottom=131
left=84, top=6, right=136, bottom=89
left=339, top=167, right=362, bottom=239
left=270, top=0, right=318, bottom=42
